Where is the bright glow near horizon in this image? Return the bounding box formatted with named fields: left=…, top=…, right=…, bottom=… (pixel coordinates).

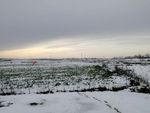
left=0, top=34, right=150, bottom=58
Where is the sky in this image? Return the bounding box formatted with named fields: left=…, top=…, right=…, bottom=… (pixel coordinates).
left=0, top=0, right=150, bottom=58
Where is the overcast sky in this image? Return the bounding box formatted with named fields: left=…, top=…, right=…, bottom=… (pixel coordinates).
left=0, top=0, right=150, bottom=58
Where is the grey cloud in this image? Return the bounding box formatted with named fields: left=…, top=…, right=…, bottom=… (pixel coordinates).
left=0, top=0, right=150, bottom=50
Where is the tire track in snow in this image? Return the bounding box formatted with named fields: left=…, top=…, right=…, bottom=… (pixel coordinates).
left=77, top=92, right=122, bottom=113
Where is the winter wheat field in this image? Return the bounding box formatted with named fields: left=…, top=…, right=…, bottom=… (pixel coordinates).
left=0, top=58, right=150, bottom=113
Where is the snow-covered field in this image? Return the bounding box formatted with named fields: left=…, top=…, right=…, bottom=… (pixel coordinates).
left=0, top=58, right=133, bottom=94
left=0, top=59, right=100, bottom=69
left=0, top=91, right=150, bottom=113
left=0, top=58, right=150, bottom=113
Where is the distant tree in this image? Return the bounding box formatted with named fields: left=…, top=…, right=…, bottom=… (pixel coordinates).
left=145, top=53, right=150, bottom=58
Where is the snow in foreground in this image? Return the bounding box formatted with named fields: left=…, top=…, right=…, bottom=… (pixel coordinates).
left=0, top=91, right=150, bottom=113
